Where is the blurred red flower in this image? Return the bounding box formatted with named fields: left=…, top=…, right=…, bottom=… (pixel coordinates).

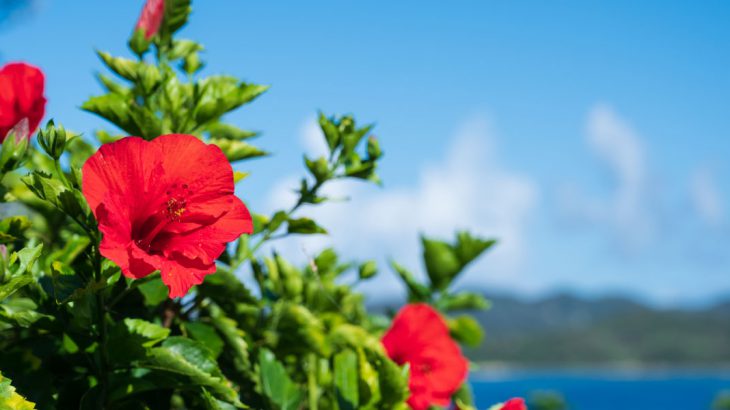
left=501, top=398, right=527, bottom=410
left=82, top=135, right=253, bottom=298
left=382, top=303, right=468, bottom=410
left=0, top=62, right=45, bottom=141
left=135, top=0, right=164, bottom=40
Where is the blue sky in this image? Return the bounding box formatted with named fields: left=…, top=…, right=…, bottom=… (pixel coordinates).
left=1, top=1, right=729, bottom=306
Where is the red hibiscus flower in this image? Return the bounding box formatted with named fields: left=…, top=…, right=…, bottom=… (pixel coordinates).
left=382, top=303, right=468, bottom=410
left=82, top=134, right=253, bottom=298
left=135, top=0, right=165, bottom=40
left=0, top=62, right=45, bottom=142
left=501, top=398, right=527, bottom=410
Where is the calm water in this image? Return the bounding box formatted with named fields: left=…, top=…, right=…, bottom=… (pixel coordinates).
left=471, top=369, right=730, bottom=410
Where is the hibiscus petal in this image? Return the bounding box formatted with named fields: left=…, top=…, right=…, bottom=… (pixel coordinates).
left=82, top=137, right=166, bottom=221
left=158, top=195, right=253, bottom=264
left=154, top=134, right=236, bottom=202
left=159, top=255, right=217, bottom=299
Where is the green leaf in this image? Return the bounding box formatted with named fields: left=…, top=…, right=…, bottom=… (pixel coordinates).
left=0, top=216, right=31, bottom=244
left=193, top=76, right=268, bottom=126
left=208, top=304, right=251, bottom=376
left=318, top=112, right=339, bottom=151
left=421, top=236, right=461, bottom=291
left=169, top=39, right=203, bottom=60
left=9, top=243, right=43, bottom=276
left=124, top=318, right=170, bottom=346
left=448, top=315, right=484, bottom=347
left=0, top=371, right=36, bottom=409
left=305, top=156, right=330, bottom=182
left=206, top=123, right=258, bottom=140
left=265, top=211, right=288, bottom=233
left=358, top=260, right=377, bottom=280
left=389, top=261, right=430, bottom=302
left=272, top=302, right=327, bottom=355
left=454, top=231, right=496, bottom=267
left=0, top=276, right=32, bottom=301
left=0, top=298, right=49, bottom=327
left=287, top=217, right=327, bottom=235
left=97, top=51, right=138, bottom=81
left=210, top=138, right=267, bottom=162
left=258, top=349, right=304, bottom=410
left=50, top=261, right=85, bottom=303
left=161, top=0, right=191, bottom=38
left=368, top=349, right=409, bottom=407
left=334, top=350, right=359, bottom=410
left=141, top=337, right=241, bottom=406
left=48, top=234, right=90, bottom=265
left=201, top=387, right=238, bottom=410
left=185, top=322, right=224, bottom=358
left=138, top=275, right=168, bottom=306
left=108, top=318, right=170, bottom=367
left=437, top=292, right=491, bottom=312
left=453, top=383, right=477, bottom=410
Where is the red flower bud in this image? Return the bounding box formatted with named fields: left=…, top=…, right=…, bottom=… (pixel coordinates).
left=0, top=62, right=46, bottom=142
left=135, top=0, right=165, bottom=40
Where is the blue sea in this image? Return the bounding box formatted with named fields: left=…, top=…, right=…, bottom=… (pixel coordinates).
left=470, top=369, right=730, bottom=410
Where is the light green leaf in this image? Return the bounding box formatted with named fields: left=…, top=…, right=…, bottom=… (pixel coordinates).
left=421, top=236, right=461, bottom=291
left=210, top=138, right=267, bottom=162
left=448, top=315, right=484, bottom=347
left=287, top=217, right=327, bottom=235
left=334, top=350, right=359, bottom=410
left=0, top=371, right=36, bottom=409
left=0, top=276, right=33, bottom=302
left=258, top=349, right=304, bottom=410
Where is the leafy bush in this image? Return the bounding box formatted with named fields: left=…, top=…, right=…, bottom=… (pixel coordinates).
left=0, top=1, right=517, bottom=409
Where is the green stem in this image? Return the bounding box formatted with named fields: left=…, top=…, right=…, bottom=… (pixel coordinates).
left=53, top=159, right=72, bottom=189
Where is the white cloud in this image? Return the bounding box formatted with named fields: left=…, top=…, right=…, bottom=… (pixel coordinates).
left=691, top=167, right=725, bottom=227
left=558, top=104, right=654, bottom=250
left=264, top=115, right=538, bottom=299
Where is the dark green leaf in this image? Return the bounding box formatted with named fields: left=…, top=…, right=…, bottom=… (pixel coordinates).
left=0, top=216, right=31, bottom=244
left=185, top=322, right=224, bottom=358
left=389, top=261, right=430, bottom=302
left=454, top=231, right=496, bottom=267
left=141, top=337, right=241, bottom=406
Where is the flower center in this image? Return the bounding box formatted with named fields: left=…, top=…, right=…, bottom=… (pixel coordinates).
left=134, top=183, right=192, bottom=251
left=416, top=362, right=432, bottom=374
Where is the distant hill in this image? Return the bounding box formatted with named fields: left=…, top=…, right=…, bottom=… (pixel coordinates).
left=462, top=292, right=730, bottom=366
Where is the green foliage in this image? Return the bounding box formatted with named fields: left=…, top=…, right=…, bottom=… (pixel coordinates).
left=0, top=1, right=500, bottom=409
left=714, top=390, right=730, bottom=410
left=0, top=371, right=36, bottom=410
left=529, top=391, right=568, bottom=410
